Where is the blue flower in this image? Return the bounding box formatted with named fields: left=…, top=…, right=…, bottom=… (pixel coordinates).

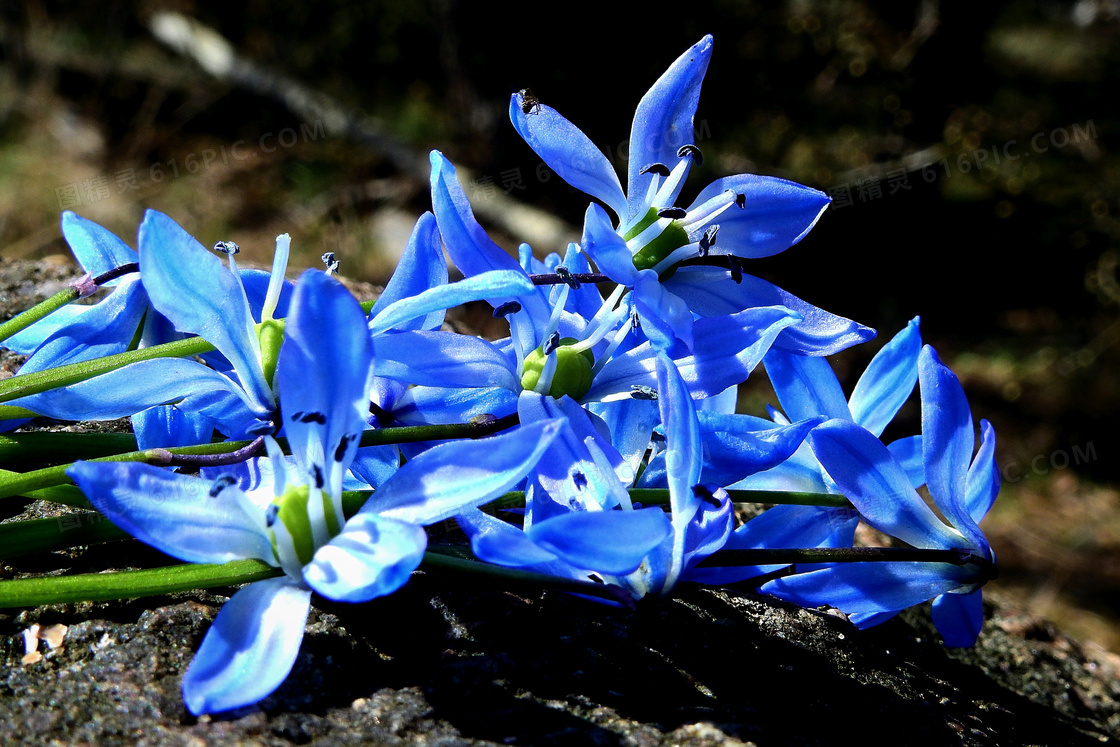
left=68, top=269, right=564, bottom=713
left=510, top=36, right=872, bottom=355
left=760, top=345, right=999, bottom=647
left=3, top=210, right=294, bottom=447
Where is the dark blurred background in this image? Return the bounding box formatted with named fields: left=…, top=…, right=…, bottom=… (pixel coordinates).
left=1, top=1, right=1118, bottom=651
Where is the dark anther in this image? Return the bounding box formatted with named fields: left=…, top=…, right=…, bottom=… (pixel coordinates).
left=630, top=384, right=658, bottom=400
left=677, top=144, right=704, bottom=166
left=214, top=240, right=240, bottom=255
left=650, top=430, right=666, bottom=442
left=588, top=573, right=605, bottom=584
left=334, top=433, right=356, bottom=463
left=493, top=300, right=522, bottom=318
left=519, top=88, right=541, bottom=115
left=312, top=464, right=325, bottom=489
left=657, top=207, right=688, bottom=220
left=294, top=411, right=327, bottom=424
left=555, top=266, right=581, bottom=289
left=543, top=331, right=562, bottom=355
left=728, top=257, right=743, bottom=284
left=639, top=163, right=671, bottom=178
left=631, top=312, right=641, bottom=330
left=698, top=225, right=719, bottom=257
left=573, top=471, right=588, bottom=491
left=265, top=504, right=280, bottom=528
left=321, top=252, right=340, bottom=273
left=734, top=192, right=746, bottom=209
left=209, top=475, right=238, bottom=498
left=691, top=484, right=723, bottom=508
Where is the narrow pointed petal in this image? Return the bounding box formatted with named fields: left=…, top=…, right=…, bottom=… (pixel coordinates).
left=368, top=212, right=448, bottom=331
left=931, top=590, right=984, bottom=647
left=369, top=270, right=534, bottom=335
left=511, top=95, right=627, bottom=219
left=761, top=562, right=978, bottom=622
left=627, top=36, right=713, bottom=219
left=919, top=346, right=982, bottom=546
left=809, top=419, right=965, bottom=549
left=663, top=267, right=875, bottom=356
left=459, top=507, right=586, bottom=580
left=182, top=577, right=311, bottom=715
left=580, top=203, right=640, bottom=286
left=277, top=271, right=373, bottom=494
left=655, top=354, right=702, bottom=526
left=303, top=513, right=426, bottom=602
left=687, top=174, right=830, bottom=258
left=527, top=507, right=672, bottom=575
left=67, top=461, right=273, bottom=564
left=764, top=347, right=852, bottom=423
left=390, top=384, right=519, bottom=426
left=369, top=419, right=564, bottom=524
left=692, top=415, right=824, bottom=487
left=138, top=209, right=272, bottom=409
left=849, top=317, right=921, bottom=437
left=371, top=330, right=519, bottom=391
left=965, top=420, right=1000, bottom=524
left=61, top=211, right=137, bottom=278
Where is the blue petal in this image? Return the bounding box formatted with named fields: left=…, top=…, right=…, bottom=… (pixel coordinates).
left=277, top=270, right=373, bottom=494
left=580, top=203, right=640, bottom=286
left=371, top=330, right=519, bottom=391
left=460, top=507, right=586, bottom=580
left=655, top=354, right=702, bottom=527
left=663, top=266, right=876, bottom=356
left=10, top=357, right=266, bottom=428
left=348, top=444, right=401, bottom=490
left=763, top=347, right=852, bottom=423
left=849, top=317, right=921, bottom=437
left=919, top=346, right=982, bottom=547
left=131, top=404, right=216, bottom=450
left=61, top=211, right=137, bottom=278
left=527, top=507, right=672, bottom=575
left=14, top=276, right=148, bottom=374
left=390, top=385, right=519, bottom=426
left=686, top=174, right=830, bottom=258
left=2, top=304, right=96, bottom=354
left=67, top=461, right=273, bottom=565
left=887, top=435, right=925, bottom=489
left=241, top=268, right=294, bottom=323
left=182, top=577, right=311, bottom=715
left=510, top=95, right=627, bottom=219
left=588, top=306, right=800, bottom=400
left=931, top=590, right=984, bottom=647
left=368, top=212, right=447, bottom=331
left=761, top=561, right=980, bottom=622
left=693, top=415, right=824, bottom=487
left=303, top=512, right=426, bottom=602
left=808, top=419, right=965, bottom=549
left=627, top=36, right=713, bottom=219
left=368, top=419, right=564, bottom=525
left=138, top=209, right=272, bottom=410
left=965, top=420, right=1000, bottom=524
left=587, top=398, right=660, bottom=478
left=633, top=274, right=694, bottom=352
left=369, top=270, right=535, bottom=335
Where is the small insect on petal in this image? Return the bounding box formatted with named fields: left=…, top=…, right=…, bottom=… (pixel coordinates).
left=213, top=240, right=240, bottom=255
left=631, top=385, right=658, bottom=401
left=519, top=88, right=541, bottom=115
left=555, top=266, right=581, bottom=289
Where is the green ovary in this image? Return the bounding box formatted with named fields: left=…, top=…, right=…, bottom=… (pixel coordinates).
left=270, top=484, right=315, bottom=566
left=625, top=208, right=690, bottom=272
left=520, top=337, right=595, bottom=400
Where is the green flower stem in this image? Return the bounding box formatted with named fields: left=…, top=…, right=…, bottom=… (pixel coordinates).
left=696, top=546, right=991, bottom=568
left=0, top=335, right=218, bottom=405
left=0, top=512, right=130, bottom=559
left=0, top=558, right=281, bottom=608
left=0, top=548, right=629, bottom=609
left=0, top=287, right=85, bottom=345
left=0, top=432, right=140, bottom=467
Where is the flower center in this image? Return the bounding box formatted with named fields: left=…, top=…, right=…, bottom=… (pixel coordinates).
left=625, top=207, right=690, bottom=272
left=520, top=337, right=595, bottom=400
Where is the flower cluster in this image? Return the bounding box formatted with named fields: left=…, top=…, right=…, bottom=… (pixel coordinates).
left=0, top=35, right=998, bottom=714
